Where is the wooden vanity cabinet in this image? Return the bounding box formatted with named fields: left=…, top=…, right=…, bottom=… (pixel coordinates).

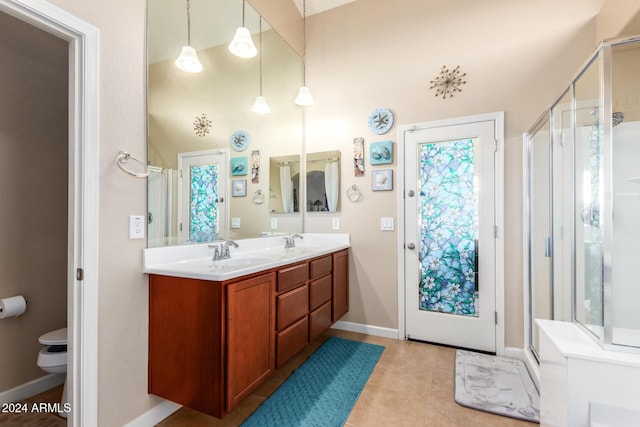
left=148, top=272, right=275, bottom=418
left=333, top=249, right=349, bottom=321
left=226, top=273, right=276, bottom=411
left=148, top=249, right=349, bottom=418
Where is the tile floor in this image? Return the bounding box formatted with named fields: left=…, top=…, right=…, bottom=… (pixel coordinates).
left=157, top=329, right=538, bottom=426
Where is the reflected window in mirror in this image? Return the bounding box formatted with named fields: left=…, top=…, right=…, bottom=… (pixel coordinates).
left=306, top=150, right=341, bottom=212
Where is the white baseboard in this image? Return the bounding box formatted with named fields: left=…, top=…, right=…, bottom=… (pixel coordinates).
left=124, top=399, right=182, bottom=427
left=504, top=346, right=526, bottom=361
left=331, top=320, right=399, bottom=339
left=0, top=374, right=65, bottom=405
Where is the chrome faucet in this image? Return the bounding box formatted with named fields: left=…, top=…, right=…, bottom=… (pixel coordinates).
left=208, top=240, right=239, bottom=261
left=284, top=234, right=303, bottom=249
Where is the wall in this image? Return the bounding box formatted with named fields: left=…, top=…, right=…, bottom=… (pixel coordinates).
left=303, top=0, right=604, bottom=348
left=39, top=0, right=151, bottom=425
left=0, top=11, right=68, bottom=392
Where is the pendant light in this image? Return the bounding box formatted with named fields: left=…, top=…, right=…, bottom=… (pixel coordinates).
left=175, top=0, right=203, bottom=73
left=295, top=0, right=314, bottom=106
left=229, top=0, right=257, bottom=59
left=252, top=17, right=271, bottom=114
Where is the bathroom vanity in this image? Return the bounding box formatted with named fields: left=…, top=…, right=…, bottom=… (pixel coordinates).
left=143, top=234, right=349, bottom=418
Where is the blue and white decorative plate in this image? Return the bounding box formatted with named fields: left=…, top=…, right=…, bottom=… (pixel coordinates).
left=231, top=130, right=250, bottom=152
left=368, top=107, right=393, bottom=135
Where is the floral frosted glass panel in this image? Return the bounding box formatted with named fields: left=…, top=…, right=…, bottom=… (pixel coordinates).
left=189, top=165, right=219, bottom=242
left=419, top=139, right=478, bottom=316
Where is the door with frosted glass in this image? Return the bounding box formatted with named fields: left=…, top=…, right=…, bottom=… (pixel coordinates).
left=178, top=150, right=228, bottom=244
left=405, top=118, right=496, bottom=352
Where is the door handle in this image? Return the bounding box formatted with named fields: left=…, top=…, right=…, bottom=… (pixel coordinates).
left=407, top=190, right=415, bottom=197
left=407, top=243, right=416, bottom=250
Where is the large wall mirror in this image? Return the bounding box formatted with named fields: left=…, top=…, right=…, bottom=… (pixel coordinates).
left=147, top=0, right=303, bottom=247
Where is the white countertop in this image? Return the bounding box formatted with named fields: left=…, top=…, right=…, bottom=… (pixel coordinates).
left=143, top=233, right=350, bottom=281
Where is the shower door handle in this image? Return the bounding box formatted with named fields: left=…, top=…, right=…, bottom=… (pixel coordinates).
left=544, top=236, right=552, bottom=258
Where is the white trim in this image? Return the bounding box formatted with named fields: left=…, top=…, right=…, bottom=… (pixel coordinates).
left=523, top=347, right=541, bottom=390
left=0, top=1, right=100, bottom=425
left=0, top=374, right=65, bottom=405
left=331, top=321, right=400, bottom=340
left=397, top=112, right=505, bottom=355
left=124, top=400, right=182, bottom=427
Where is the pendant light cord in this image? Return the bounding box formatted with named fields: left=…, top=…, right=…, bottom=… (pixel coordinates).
left=259, top=17, right=263, bottom=95
left=186, top=0, right=192, bottom=45
left=302, top=0, right=307, bottom=86
left=242, top=0, right=246, bottom=26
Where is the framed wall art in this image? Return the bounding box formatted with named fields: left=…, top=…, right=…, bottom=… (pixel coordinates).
left=230, top=157, right=248, bottom=176
left=231, top=179, right=247, bottom=197
left=372, top=169, right=393, bottom=191
left=370, top=141, right=392, bottom=165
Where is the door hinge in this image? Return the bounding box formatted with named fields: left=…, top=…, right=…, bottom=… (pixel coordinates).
left=493, top=139, right=498, bottom=153
left=494, top=225, right=498, bottom=238
left=76, top=268, right=84, bottom=281
left=179, top=223, right=183, bottom=232
left=179, top=169, right=183, bottom=178
left=495, top=311, right=498, bottom=325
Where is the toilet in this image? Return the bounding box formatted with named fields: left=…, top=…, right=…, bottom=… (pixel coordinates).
left=37, top=327, right=68, bottom=418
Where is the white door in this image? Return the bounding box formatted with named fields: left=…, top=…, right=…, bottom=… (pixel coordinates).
left=178, top=150, right=228, bottom=244
left=404, top=117, right=497, bottom=352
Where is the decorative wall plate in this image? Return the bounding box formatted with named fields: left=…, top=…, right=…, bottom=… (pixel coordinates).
left=368, top=107, right=394, bottom=135
left=231, top=130, right=250, bottom=151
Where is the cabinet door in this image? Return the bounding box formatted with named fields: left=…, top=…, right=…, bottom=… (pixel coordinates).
left=226, top=273, right=276, bottom=412
left=332, top=249, right=349, bottom=321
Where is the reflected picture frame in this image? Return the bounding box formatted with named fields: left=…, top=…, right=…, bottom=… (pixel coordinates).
left=231, top=156, right=248, bottom=176
left=370, top=141, right=393, bottom=165
left=372, top=169, right=393, bottom=191
left=231, top=179, right=247, bottom=197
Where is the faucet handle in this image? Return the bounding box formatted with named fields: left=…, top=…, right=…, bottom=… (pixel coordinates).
left=208, top=244, right=220, bottom=261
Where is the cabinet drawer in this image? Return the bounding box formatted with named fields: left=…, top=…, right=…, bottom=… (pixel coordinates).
left=277, top=285, right=309, bottom=331
left=309, top=301, right=332, bottom=342
left=277, top=262, right=309, bottom=293
left=277, top=316, right=308, bottom=368
left=309, top=274, right=332, bottom=311
left=310, top=255, right=332, bottom=279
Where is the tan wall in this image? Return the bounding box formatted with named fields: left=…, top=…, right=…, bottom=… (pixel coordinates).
left=0, top=11, right=68, bottom=392
left=596, top=0, right=640, bottom=42
left=303, top=0, right=603, bottom=349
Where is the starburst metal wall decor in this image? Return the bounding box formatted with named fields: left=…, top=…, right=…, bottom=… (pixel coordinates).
left=429, top=65, right=467, bottom=99
left=193, top=113, right=212, bottom=137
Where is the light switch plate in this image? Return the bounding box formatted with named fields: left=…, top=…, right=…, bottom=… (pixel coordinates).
left=231, top=217, right=241, bottom=229
left=332, top=217, right=340, bottom=230
left=270, top=218, right=278, bottom=229
left=380, top=217, right=395, bottom=231
left=129, top=215, right=145, bottom=239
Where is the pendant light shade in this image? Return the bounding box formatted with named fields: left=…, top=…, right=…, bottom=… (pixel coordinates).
left=175, top=46, right=203, bottom=73
left=294, top=86, right=314, bottom=106
left=229, top=0, right=257, bottom=58
left=175, top=0, right=202, bottom=73
left=252, top=96, right=271, bottom=114
left=295, top=0, right=314, bottom=106
left=229, top=27, right=257, bottom=58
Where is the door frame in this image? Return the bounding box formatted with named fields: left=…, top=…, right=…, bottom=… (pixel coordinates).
left=397, top=112, right=505, bottom=356
left=0, top=0, right=99, bottom=424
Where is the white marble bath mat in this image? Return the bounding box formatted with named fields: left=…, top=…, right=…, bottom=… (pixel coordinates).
left=454, top=349, right=540, bottom=423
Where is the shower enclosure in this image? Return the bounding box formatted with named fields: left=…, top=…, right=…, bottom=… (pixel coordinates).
left=525, top=35, right=640, bottom=360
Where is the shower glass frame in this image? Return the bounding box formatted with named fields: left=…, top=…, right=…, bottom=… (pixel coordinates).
left=525, top=35, right=640, bottom=356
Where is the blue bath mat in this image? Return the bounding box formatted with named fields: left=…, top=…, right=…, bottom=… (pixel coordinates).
left=242, top=336, right=384, bottom=427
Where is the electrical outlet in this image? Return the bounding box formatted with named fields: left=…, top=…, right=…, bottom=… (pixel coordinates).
left=129, top=215, right=145, bottom=239
left=270, top=218, right=278, bottom=229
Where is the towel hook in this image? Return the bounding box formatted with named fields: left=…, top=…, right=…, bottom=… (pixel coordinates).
left=116, top=151, right=149, bottom=178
